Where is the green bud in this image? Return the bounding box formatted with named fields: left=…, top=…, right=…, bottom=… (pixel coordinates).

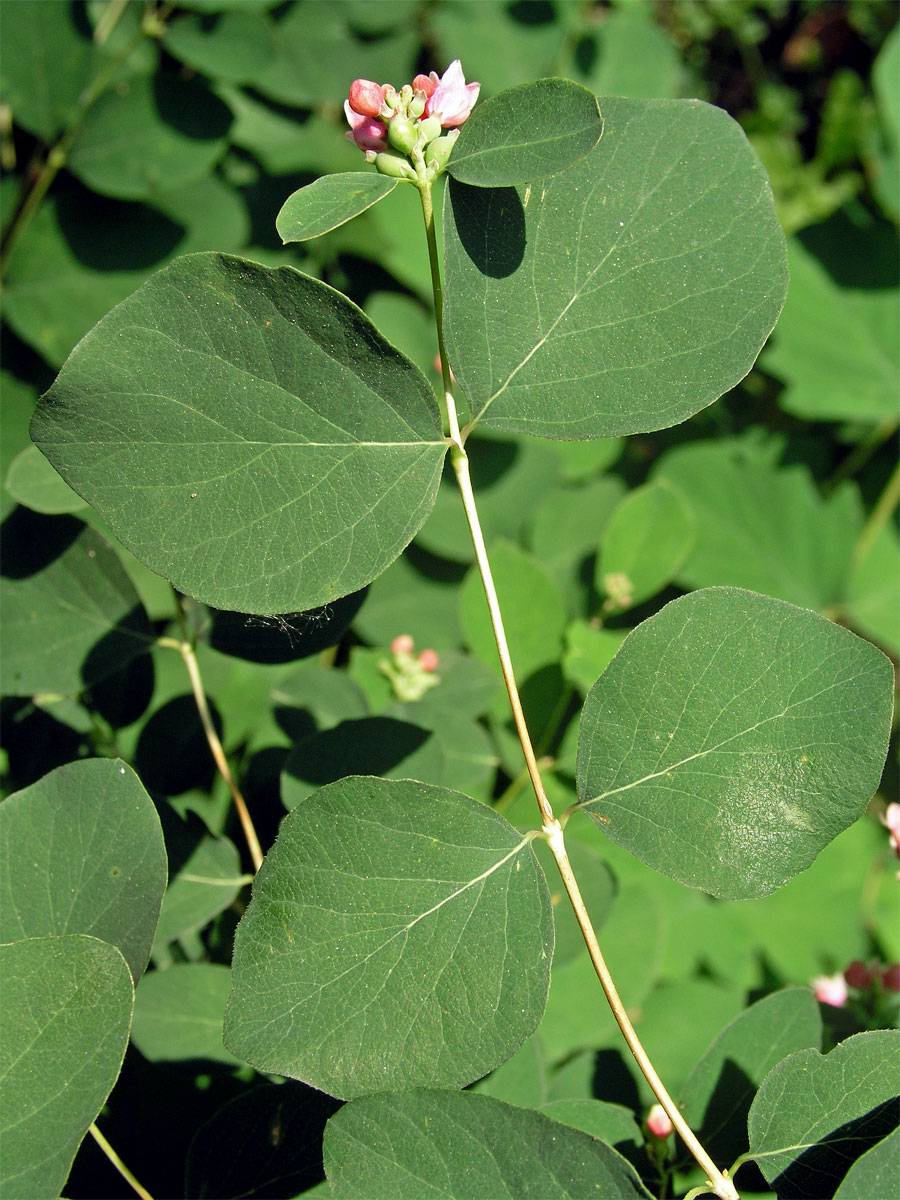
left=373, top=151, right=416, bottom=181
left=418, top=115, right=443, bottom=145
left=409, top=92, right=426, bottom=119
left=388, top=116, right=418, bottom=155
left=425, top=130, right=458, bottom=175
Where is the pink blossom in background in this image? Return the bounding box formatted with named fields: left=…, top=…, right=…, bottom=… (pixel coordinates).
left=844, top=960, right=873, bottom=990
left=391, top=634, right=415, bottom=655
left=646, top=1104, right=673, bottom=1139
left=811, top=973, right=848, bottom=1007
left=425, top=60, right=480, bottom=127
left=418, top=648, right=439, bottom=672
left=881, top=964, right=900, bottom=992
left=344, top=103, right=388, bottom=151
left=884, top=802, right=900, bottom=857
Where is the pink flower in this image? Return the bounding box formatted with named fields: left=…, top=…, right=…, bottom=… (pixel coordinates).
left=391, top=634, right=415, bottom=655
left=424, top=60, right=480, bottom=127
left=348, top=78, right=386, bottom=118
left=811, top=973, right=848, bottom=1007
left=646, top=1104, right=673, bottom=1139
left=418, top=648, right=439, bottom=672
left=344, top=102, right=388, bottom=152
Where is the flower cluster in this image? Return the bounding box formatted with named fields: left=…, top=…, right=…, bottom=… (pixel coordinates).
left=811, top=959, right=900, bottom=1008
left=344, top=61, right=479, bottom=183
left=379, top=634, right=441, bottom=702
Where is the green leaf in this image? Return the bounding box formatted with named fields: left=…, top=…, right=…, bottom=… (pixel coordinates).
left=428, top=1, right=566, bottom=95
left=540, top=1099, right=644, bottom=1162
left=834, top=1126, right=900, bottom=1199
left=4, top=444, right=85, bottom=514
left=446, top=78, right=603, bottom=187
left=471, top=1034, right=547, bottom=1107
left=67, top=75, right=232, bottom=201
left=746, top=1030, right=900, bottom=1197
left=0, top=759, right=166, bottom=982
left=0, top=512, right=153, bottom=697
left=532, top=838, right=616, bottom=968
left=0, top=935, right=133, bottom=1200
left=444, top=97, right=787, bottom=438
left=653, top=441, right=862, bottom=611
left=563, top=621, right=626, bottom=695
left=566, top=5, right=683, bottom=101
left=163, top=9, right=275, bottom=85
left=576, top=588, right=893, bottom=899
left=185, top=1082, right=340, bottom=1200
left=597, top=479, right=694, bottom=613
left=846, top=523, right=900, bottom=656
left=277, top=173, right=401, bottom=242
left=224, top=776, right=552, bottom=1099
left=152, top=806, right=244, bottom=954
left=679, top=988, right=822, bottom=1168
left=0, top=0, right=95, bottom=141
left=762, top=238, right=899, bottom=422
left=31, top=253, right=447, bottom=614
left=323, top=1089, right=653, bottom=1199
left=353, top=549, right=464, bottom=651
left=132, top=964, right=239, bottom=1065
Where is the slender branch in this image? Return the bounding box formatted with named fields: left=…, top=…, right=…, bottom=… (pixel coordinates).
left=171, top=600, right=264, bottom=872
left=89, top=1123, right=154, bottom=1200
left=542, top=822, right=740, bottom=1200
left=416, top=162, right=738, bottom=1199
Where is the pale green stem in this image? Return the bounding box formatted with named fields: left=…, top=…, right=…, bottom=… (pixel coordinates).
left=89, top=1124, right=154, bottom=1200
left=852, top=459, right=899, bottom=568
left=167, top=601, right=264, bottom=872
left=415, top=166, right=741, bottom=1200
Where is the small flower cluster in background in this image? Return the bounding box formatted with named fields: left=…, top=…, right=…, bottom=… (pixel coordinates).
left=811, top=958, right=900, bottom=1030
left=379, top=634, right=441, bottom=702
left=344, top=61, right=479, bottom=182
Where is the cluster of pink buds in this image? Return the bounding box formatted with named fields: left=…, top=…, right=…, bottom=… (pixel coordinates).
left=380, top=634, right=441, bottom=702
left=812, top=959, right=900, bottom=1008
left=344, top=61, right=480, bottom=183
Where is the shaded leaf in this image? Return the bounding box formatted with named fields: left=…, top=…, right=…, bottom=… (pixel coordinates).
left=32, top=253, right=446, bottom=614
left=0, top=935, right=133, bottom=1200
left=576, top=588, right=893, bottom=899
left=323, top=1089, right=653, bottom=1199
left=679, top=988, right=822, bottom=1168
left=0, top=512, right=153, bottom=697
left=0, top=759, right=166, bottom=982
left=132, top=964, right=240, bottom=1065
left=186, top=1082, right=340, bottom=1200
left=447, top=78, right=603, bottom=187
left=4, top=444, right=85, bottom=514
left=277, top=173, right=401, bottom=242
left=745, top=1030, right=900, bottom=1198
left=0, top=0, right=94, bottom=140
left=224, top=777, right=552, bottom=1099
left=444, top=97, right=787, bottom=438
left=834, top=1126, right=900, bottom=1199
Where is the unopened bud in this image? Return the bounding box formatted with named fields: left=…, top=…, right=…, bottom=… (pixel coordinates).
left=418, top=648, right=439, bottom=672
left=418, top=115, right=442, bottom=145
left=646, top=1104, right=673, bottom=1139
left=882, top=964, right=900, bottom=992
left=413, top=73, right=436, bottom=98
left=844, top=960, right=873, bottom=990
left=409, top=92, right=426, bottom=119
left=373, top=151, right=416, bottom=181
left=425, top=129, right=458, bottom=174
left=391, top=634, right=415, bottom=655
left=812, top=973, right=848, bottom=1008
left=388, top=116, right=418, bottom=155
left=348, top=78, right=385, bottom=118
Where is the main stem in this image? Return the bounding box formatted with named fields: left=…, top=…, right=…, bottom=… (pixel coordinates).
left=417, top=177, right=739, bottom=1200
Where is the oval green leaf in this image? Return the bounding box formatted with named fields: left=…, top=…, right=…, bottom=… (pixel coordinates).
left=444, top=97, right=787, bottom=438
left=0, top=759, right=167, bottom=982
left=31, top=253, right=447, bottom=614
left=224, top=776, right=552, bottom=1099
left=576, top=588, right=893, bottom=899
left=277, top=173, right=401, bottom=243
left=324, top=1089, right=653, bottom=1199
left=446, top=78, right=603, bottom=187
left=0, top=935, right=133, bottom=1200
left=132, top=963, right=240, bottom=1065
left=597, top=478, right=694, bottom=613
left=746, top=1030, right=900, bottom=1197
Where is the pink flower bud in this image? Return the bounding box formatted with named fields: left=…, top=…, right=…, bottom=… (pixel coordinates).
left=348, top=79, right=386, bottom=118
left=882, top=964, right=900, bottom=992
left=418, top=648, right=439, bottom=672
left=344, top=102, right=388, bottom=152
left=391, top=634, right=414, bottom=655
left=413, top=73, right=436, bottom=98
left=812, top=973, right=848, bottom=1007
left=646, top=1104, right=673, bottom=1139
left=425, top=59, right=480, bottom=127
left=844, top=960, right=873, bottom=990
left=884, top=802, right=900, bottom=858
